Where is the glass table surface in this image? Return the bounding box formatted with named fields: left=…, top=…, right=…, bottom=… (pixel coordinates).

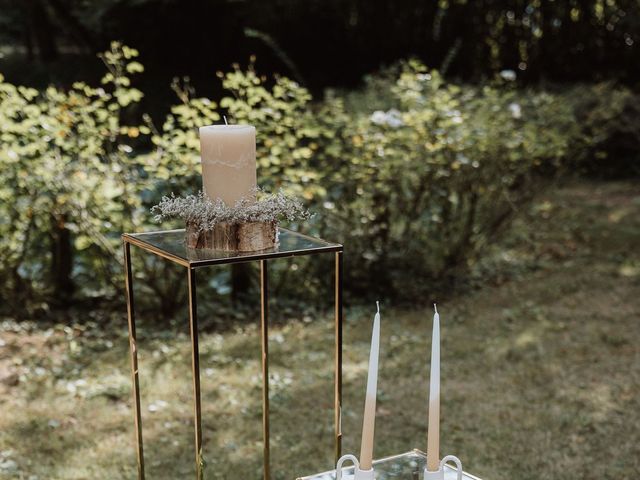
left=297, top=450, right=481, bottom=480
left=123, top=227, right=342, bottom=267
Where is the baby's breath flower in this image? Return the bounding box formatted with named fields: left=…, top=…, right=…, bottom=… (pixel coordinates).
left=151, top=188, right=311, bottom=232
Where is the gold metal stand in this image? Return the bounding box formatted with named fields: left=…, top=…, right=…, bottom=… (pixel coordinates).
left=122, top=228, right=343, bottom=480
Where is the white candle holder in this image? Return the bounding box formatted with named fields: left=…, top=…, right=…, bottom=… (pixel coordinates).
left=335, top=454, right=375, bottom=480
left=423, top=455, right=463, bottom=480
left=297, top=450, right=479, bottom=480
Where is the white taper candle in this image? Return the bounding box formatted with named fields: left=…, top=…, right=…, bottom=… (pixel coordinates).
left=427, top=304, right=440, bottom=472
left=359, top=301, right=381, bottom=470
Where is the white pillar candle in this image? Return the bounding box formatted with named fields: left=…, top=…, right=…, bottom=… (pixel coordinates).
left=427, top=304, right=440, bottom=472
left=199, top=124, right=257, bottom=206
left=359, top=302, right=381, bottom=471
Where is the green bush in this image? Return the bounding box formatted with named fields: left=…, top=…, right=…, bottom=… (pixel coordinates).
left=0, top=44, right=149, bottom=306
left=0, top=43, right=627, bottom=309
left=567, top=83, right=640, bottom=177
left=318, top=63, right=579, bottom=297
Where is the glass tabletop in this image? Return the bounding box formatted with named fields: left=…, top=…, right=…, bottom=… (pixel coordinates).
left=297, top=450, right=481, bottom=480
left=123, top=228, right=342, bottom=267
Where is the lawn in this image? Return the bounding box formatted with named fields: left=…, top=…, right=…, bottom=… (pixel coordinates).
left=1, top=179, right=639, bottom=480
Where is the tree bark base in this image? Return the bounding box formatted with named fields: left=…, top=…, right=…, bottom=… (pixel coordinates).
left=186, top=221, right=278, bottom=252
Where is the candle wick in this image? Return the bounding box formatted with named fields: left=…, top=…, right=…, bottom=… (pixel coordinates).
left=223, top=115, right=228, bottom=125
left=376, top=300, right=380, bottom=313
left=433, top=303, right=438, bottom=314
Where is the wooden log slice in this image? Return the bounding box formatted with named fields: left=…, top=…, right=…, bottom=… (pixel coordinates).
left=186, top=221, right=278, bottom=252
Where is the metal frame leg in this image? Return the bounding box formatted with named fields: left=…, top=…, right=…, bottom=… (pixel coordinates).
left=124, top=241, right=145, bottom=480
left=187, top=267, right=203, bottom=479
left=260, top=260, right=271, bottom=480
left=334, top=251, right=343, bottom=462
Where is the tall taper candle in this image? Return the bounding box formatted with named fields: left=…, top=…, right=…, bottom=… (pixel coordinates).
left=359, top=301, right=381, bottom=471
left=199, top=124, right=257, bottom=206
left=427, top=304, right=440, bottom=472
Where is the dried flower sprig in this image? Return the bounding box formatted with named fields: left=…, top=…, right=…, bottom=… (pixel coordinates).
left=151, top=188, right=311, bottom=232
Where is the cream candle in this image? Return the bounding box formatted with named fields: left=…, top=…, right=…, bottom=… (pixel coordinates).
left=427, top=304, right=440, bottom=472
left=199, top=124, right=257, bottom=206
left=359, top=301, right=381, bottom=471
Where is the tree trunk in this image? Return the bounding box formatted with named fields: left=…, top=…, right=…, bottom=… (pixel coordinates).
left=23, top=12, right=35, bottom=61
left=24, top=0, right=58, bottom=62
left=231, top=263, right=252, bottom=306
left=51, top=214, right=74, bottom=303
left=47, top=0, right=97, bottom=52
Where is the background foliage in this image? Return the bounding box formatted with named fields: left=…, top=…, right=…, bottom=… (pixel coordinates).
left=1, top=43, right=638, bottom=312
left=0, top=0, right=638, bottom=98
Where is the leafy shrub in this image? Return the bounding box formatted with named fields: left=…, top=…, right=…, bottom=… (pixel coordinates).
left=567, top=83, right=640, bottom=177
left=0, top=44, right=150, bottom=306
left=0, top=43, right=626, bottom=310
left=315, top=62, right=579, bottom=297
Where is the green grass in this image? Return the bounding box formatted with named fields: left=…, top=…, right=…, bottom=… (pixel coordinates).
left=1, top=179, right=639, bottom=479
